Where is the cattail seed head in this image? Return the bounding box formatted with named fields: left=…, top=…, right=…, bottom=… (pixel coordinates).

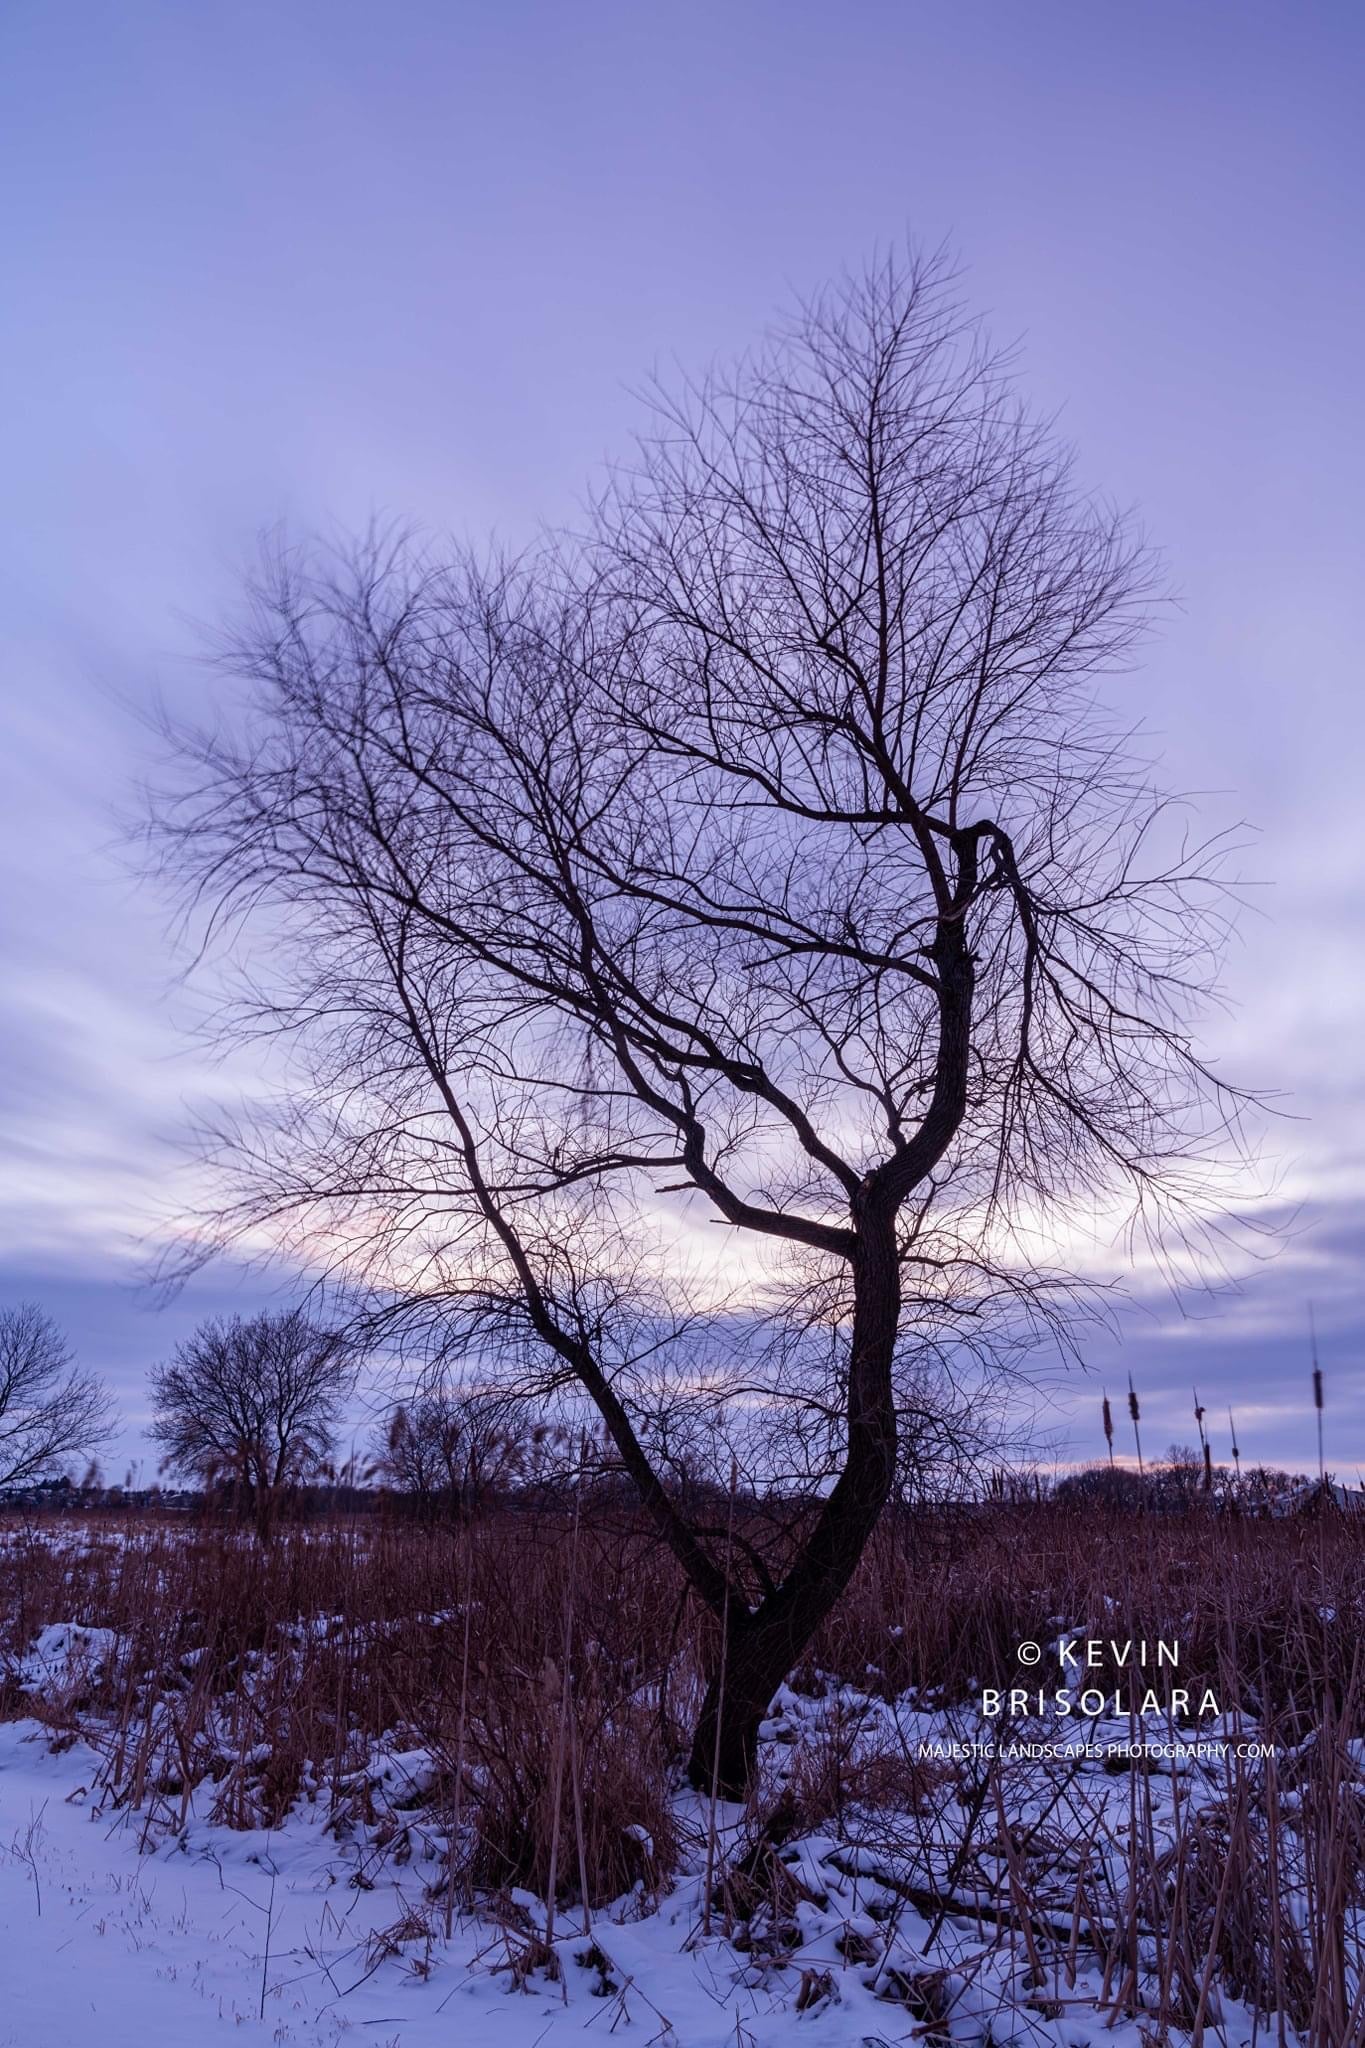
left=1313, top=1367, right=1324, bottom=1412
left=1102, top=1396, right=1114, bottom=1446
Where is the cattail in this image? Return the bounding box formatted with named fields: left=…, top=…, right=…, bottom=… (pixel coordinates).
left=1190, top=1389, right=1211, bottom=1496
left=1311, top=1305, right=1325, bottom=1483
left=1127, top=1377, right=1145, bottom=1481
left=1227, top=1407, right=1241, bottom=1482
left=1102, top=1395, right=1115, bottom=1466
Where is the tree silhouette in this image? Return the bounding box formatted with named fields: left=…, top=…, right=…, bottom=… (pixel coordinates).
left=152, top=251, right=1250, bottom=1789
left=149, top=1309, right=354, bottom=1544
left=0, top=1304, right=115, bottom=1488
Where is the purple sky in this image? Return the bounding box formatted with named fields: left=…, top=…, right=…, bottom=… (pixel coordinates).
left=2, top=1, right=1362, bottom=1481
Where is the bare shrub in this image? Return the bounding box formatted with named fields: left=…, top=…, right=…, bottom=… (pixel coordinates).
left=370, top=1386, right=526, bottom=1522
left=462, top=1657, right=679, bottom=1906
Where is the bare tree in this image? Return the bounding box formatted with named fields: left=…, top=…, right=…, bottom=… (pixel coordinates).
left=372, top=1385, right=525, bottom=1520
left=0, top=1304, right=116, bottom=1488
left=149, top=1309, right=355, bottom=1543
left=152, top=251, right=1250, bottom=1789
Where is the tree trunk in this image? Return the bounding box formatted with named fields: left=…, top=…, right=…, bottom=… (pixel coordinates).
left=253, top=1486, right=277, bottom=1548
left=688, top=1606, right=833, bottom=1797
left=686, top=1222, right=901, bottom=1796
left=684, top=1491, right=891, bottom=1795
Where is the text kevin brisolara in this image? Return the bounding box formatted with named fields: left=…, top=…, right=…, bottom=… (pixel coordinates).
left=981, top=1637, right=1220, bottom=1719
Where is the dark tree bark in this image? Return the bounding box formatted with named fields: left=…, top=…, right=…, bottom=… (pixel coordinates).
left=688, top=912, right=974, bottom=1790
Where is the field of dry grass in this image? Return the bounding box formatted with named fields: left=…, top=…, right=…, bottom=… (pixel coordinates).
left=3, top=1500, right=1364, bottom=2042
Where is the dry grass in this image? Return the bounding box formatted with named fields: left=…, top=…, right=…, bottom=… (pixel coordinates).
left=3, top=1498, right=1364, bottom=2039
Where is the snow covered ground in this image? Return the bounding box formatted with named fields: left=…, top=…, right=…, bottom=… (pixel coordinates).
left=2, top=1618, right=1326, bottom=2048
